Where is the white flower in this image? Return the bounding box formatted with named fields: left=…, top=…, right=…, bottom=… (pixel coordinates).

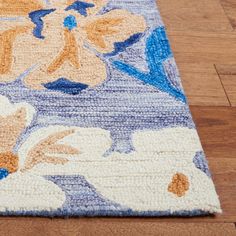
left=0, top=95, right=80, bottom=212
left=25, top=125, right=221, bottom=213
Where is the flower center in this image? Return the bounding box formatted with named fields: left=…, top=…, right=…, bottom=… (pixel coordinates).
left=0, top=168, right=8, bottom=180
left=63, top=15, right=77, bottom=30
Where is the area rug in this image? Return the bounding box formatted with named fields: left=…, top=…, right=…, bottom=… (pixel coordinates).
left=0, top=0, right=221, bottom=217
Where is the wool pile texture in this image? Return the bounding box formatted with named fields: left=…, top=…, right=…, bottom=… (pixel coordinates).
left=0, top=0, right=221, bottom=217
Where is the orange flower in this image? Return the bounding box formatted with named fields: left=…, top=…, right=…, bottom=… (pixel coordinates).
left=0, top=0, right=146, bottom=90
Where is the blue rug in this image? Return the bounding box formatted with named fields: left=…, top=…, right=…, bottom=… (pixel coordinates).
left=0, top=0, right=221, bottom=217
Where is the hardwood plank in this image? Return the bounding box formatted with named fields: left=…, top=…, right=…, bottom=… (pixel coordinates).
left=178, top=63, right=229, bottom=106
left=208, top=160, right=236, bottom=221
left=216, top=64, right=236, bottom=74
left=215, top=64, right=236, bottom=106
left=157, top=0, right=233, bottom=32
left=220, top=0, right=236, bottom=29
left=190, top=106, right=236, bottom=159
left=209, top=158, right=236, bottom=187
left=166, top=31, right=236, bottom=64
left=0, top=220, right=235, bottom=236
left=190, top=106, right=236, bottom=222
left=218, top=75, right=236, bottom=106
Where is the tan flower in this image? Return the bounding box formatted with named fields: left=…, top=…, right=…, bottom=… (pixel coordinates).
left=0, top=95, right=79, bottom=176
left=0, top=0, right=146, bottom=90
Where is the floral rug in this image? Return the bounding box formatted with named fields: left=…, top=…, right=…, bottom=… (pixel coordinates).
left=0, top=0, right=221, bottom=217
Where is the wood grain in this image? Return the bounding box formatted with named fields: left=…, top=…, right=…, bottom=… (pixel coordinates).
left=167, top=31, right=236, bottom=64
left=190, top=106, right=236, bottom=159
left=215, top=64, right=236, bottom=106
left=178, top=63, right=229, bottom=106
left=0, top=220, right=235, bottom=236
left=220, top=0, right=236, bottom=29
left=157, top=0, right=233, bottom=32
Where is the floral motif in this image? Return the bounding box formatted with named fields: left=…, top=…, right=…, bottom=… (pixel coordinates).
left=26, top=126, right=221, bottom=213
left=0, top=95, right=79, bottom=176
left=114, top=27, right=186, bottom=103
left=0, top=95, right=221, bottom=213
left=0, top=95, right=80, bottom=211
left=0, top=0, right=146, bottom=92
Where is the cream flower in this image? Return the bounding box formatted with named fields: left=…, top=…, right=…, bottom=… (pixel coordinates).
left=25, top=126, right=221, bottom=214
left=0, top=0, right=146, bottom=91
left=0, top=95, right=80, bottom=211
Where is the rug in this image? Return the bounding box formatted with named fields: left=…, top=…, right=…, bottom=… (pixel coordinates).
left=0, top=0, right=221, bottom=217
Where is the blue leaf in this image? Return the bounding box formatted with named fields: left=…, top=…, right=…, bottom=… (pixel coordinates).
left=146, top=27, right=172, bottom=70
left=29, top=9, right=56, bottom=39
left=113, top=27, right=186, bottom=103
left=65, top=1, right=95, bottom=16
left=114, top=61, right=186, bottom=103
left=43, top=78, right=89, bottom=95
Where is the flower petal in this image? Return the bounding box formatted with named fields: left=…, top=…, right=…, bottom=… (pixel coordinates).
left=0, top=172, right=65, bottom=212
left=0, top=95, right=35, bottom=153
left=0, top=1, right=37, bottom=72
left=19, top=126, right=221, bottom=213
left=81, top=9, right=146, bottom=53
left=0, top=26, right=32, bottom=77
left=0, top=0, right=43, bottom=16
left=18, top=126, right=112, bottom=175
left=21, top=128, right=79, bottom=171
left=24, top=30, right=106, bottom=89
left=0, top=11, right=64, bottom=86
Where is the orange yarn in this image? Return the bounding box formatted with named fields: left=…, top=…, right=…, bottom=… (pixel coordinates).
left=47, top=29, right=81, bottom=74
left=168, top=173, right=189, bottom=197
left=0, top=152, right=19, bottom=173
left=0, top=27, right=29, bottom=74
left=0, top=0, right=42, bottom=16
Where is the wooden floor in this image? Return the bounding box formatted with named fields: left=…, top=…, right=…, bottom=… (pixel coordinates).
left=1, top=0, right=236, bottom=235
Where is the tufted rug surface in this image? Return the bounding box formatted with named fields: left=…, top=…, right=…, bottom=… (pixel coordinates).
left=0, top=0, right=221, bottom=217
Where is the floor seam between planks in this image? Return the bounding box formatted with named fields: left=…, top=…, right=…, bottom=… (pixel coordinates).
left=214, top=64, right=232, bottom=106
